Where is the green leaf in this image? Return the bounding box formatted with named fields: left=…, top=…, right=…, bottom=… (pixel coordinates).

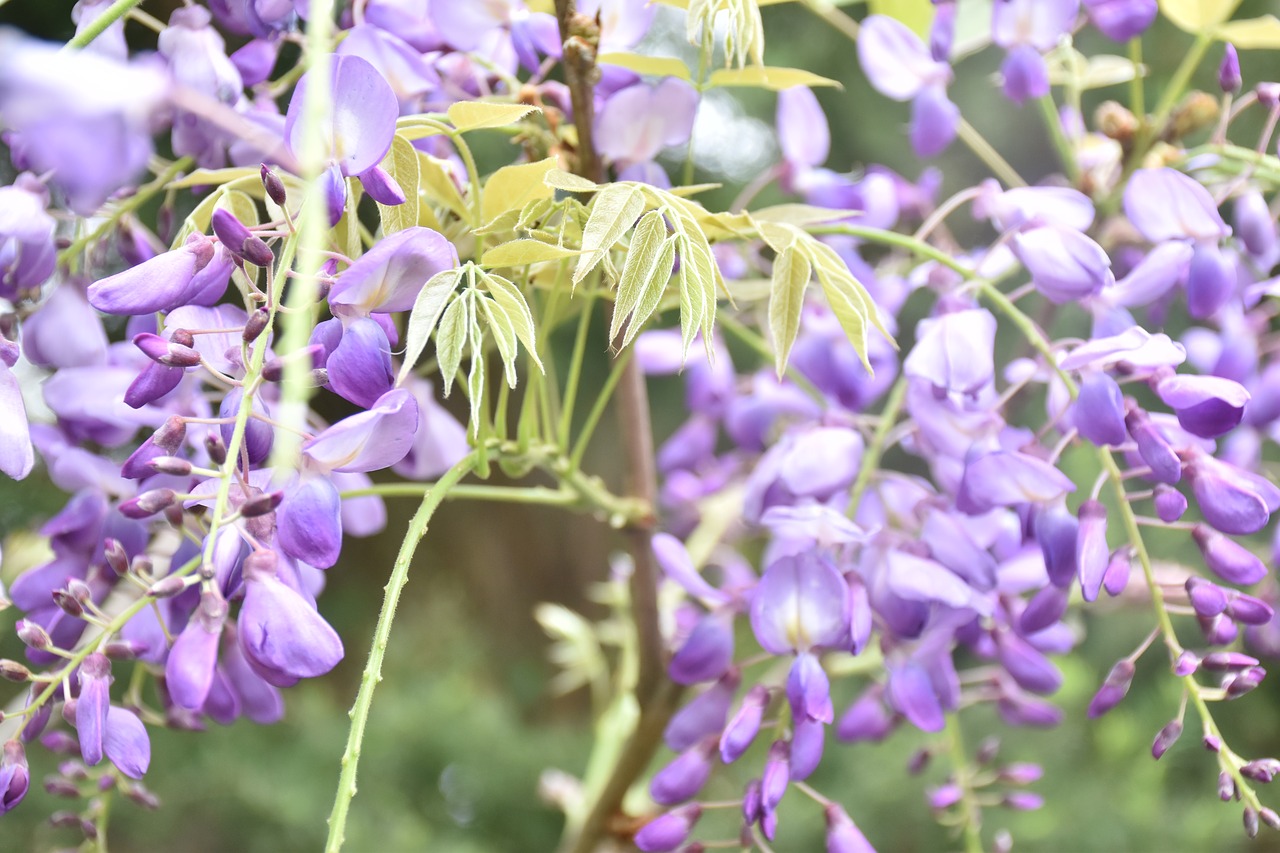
left=481, top=157, right=556, bottom=224
left=573, top=184, right=646, bottom=286
left=1216, top=15, right=1280, bottom=48
left=1159, top=0, right=1242, bottom=31
left=172, top=176, right=261, bottom=247
left=610, top=210, right=669, bottom=343
left=168, top=166, right=261, bottom=190
left=544, top=169, right=600, bottom=193
left=483, top=272, right=544, bottom=373
left=215, top=189, right=259, bottom=230
left=418, top=153, right=470, bottom=221
left=436, top=290, right=468, bottom=397
left=481, top=239, right=582, bottom=267
left=807, top=239, right=892, bottom=342
left=400, top=268, right=463, bottom=386
left=465, top=293, right=486, bottom=437
left=597, top=52, right=692, bottom=81
left=815, top=263, right=870, bottom=372
left=751, top=204, right=858, bottom=228
left=868, top=0, right=934, bottom=37
left=478, top=294, right=519, bottom=388
left=378, top=135, right=421, bottom=235
left=446, top=101, right=540, bottom=132
left=707, top=65, right=841, bottom=91
left=768, top=244, right=811, bottom=377
left=621, top=236, right=677, bottom=350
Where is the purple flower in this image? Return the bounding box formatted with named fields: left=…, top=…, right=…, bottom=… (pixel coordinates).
left=303, top=388, right=421, bottom=473
left=1193, top=525, right=1266, bottom=586
left=277, top=476, right=343, bottom=569
left=596, top=78, right=699, bottom=171
left=650, top=739, right=714, bottom=805
left=857, top=16, right=957, bottom=157
left=750, top=552, right=851, bottom=655
left=1087, top=658, right=1135, bottom=717
left=1076, top=500, right=1109, bottom=602
left=325, top=317, right=395, bottom=409
left=0, top=355, right=33, bottom=480
left=103, top=706, right=151, bottom=778
left=668, top=610, right=734, bottom=685
left=0, top=174, right=57, bottom=296
left=991, top=1, right=1078, bottom=103
left=238, top=551, right=344, bottom=686
left=777, top=86, right=830, bottom=174
left=1219, top=43, right=1242, bottom=94
left=1012, top=226, right=1114, bottom=303
left=721, top=684, right=769, bottom=762
left=957, top=450, right=1075, bottom=514
left=665, top=669, right=738, bottom=751
left=1084, top=0, right=1157, bottom=41
left=904, top=308, right=997, bottom=396
left=825, top=803, right=875, bottom=853
left=787, top=651, right=834, bottom=723
left=159, top=6, right=244, bottom=168
left=0, top=740, right=29, bottom=815
left=166, top=590, right=228, bottom=711
left=76, top=652, right=113, bottom=766
left=1123, top=168, right=1230, bottom=243
left=1073, top=372, right=1127, bottom=447
left=88, top=235, right=224, bottom=316
left=634, top=804, right=701, bottom=852
left=1156, top=373, right=1249, bottom=439
left=328, top=227, right=459, bottom=316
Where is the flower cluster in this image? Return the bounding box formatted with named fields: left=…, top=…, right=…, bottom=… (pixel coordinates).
left=2, top=0, right=1280, bottom=851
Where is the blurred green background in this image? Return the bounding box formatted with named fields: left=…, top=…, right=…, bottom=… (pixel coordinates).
left=5, top=0, right=1280, bottom=850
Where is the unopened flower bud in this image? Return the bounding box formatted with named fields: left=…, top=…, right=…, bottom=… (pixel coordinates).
left=15, top=620, right=50, bottom=654
left=51, top=590, right=83, bottom=618
left=261, top=164, right=287, bottom=207
left=1260, top=807, right=1280, bottom=830
left=1245, top=806, right=1260, bottom=839
left=205, top=433, right=227, bottom=466
left=1088, top=659, right=1135, bottom=717
left=1225, top=665, right=1266, bottom=699
left=243, top=306, right=270, bottom=343
left=1205, top=734, right=1223, bottom=753
left=1219, top=44, right=1242, bottom=94
left=634, top=804, right=702, bottom=852
left=907, top=748, right=932, bottom=775
left=40, top=732, right=78, bottom=755
left=1202, top=652, right=1259, bottom=672
left=239, top=490, right=283, bottom=518
left=133, top=333, right=202, bottom=368
left=0, top=660, right=29, bottom=683
left=1174, top=650, right=1200, bottom=676
left=103, top=640, right=148, bottom=660
left=103, top=538, right=129, bottom=577
left=119, top=488, right=179, bottom=519
left=0, top=740, right=28, bottom=815
left=761, top=740, right=790, bottom=811
left=1153, top=484, right=1187, bottom=522
left=1241, top=758, right=1280, bottom=783
left=1193, top=525, right=1267, bottom=586
left=1002, top=791, right=1044, bottom=811
left=824, top=803, right=874, bottom=853
left=1220, top=771, right=1237, bottom=801
left=1095, top=100, right=1137, bottom=144
left=1152, top=720, right=1182, bottom=759
left=1169, top=91, right=1219, bottom=140
left=45, top=777, right=80, bottom=797
left=211, top=208, right=274, bottom=267
left=999, top=762, right=1043, bottom=785
left=1226, top=590, right=1273, bottom=625
left=1257, top=82, right=1280, bottom=109
left=147, top=575, right=191, bottom=598
left=1103, top=549, right=1132, bottom=597
left=650, top=739, right=714, bottom=805
left=720, top=685, right=767, bottom=763
left=147, top=456, right=193, bottom=476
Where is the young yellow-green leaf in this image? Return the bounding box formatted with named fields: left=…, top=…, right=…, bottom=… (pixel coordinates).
left=1216, top=15, right=1280, bottom=48
left=447, top=101, right=540, bottom=132
left=1159, top=0, right=1242, bottom=31
left=481, top=157, right=556, bottom=224
left=620, top=236, right=678, bottom=350
left=435, top=291, right=469, bottom=397
left=751, top=204, right=858, bottom=228
left=168, top=166, right=261, bottom=190
left=768, top=244, right=811, bottom=377
left=868, top=0, right=934, bottom=37
left=215, top=189, right=260, bottom=230
left=418, top=153, right=470, bottom=221
left=597, top=52, right=692, bottom=81
left=676, top=256, right=707, bottom=362
left=376, top=135, right=421, bottom=235
left=478, top=293, right=519, bottom=388
left=483, top=272, right=544, bottom=372
left=399, top=267, right=463, bottom=385
left=707, top=66, right=841, bottom=91
left=806, top=238, right=892, bottom=342
left=684, top=229, right=720, bottom=352
left=610, top=210, right=669, bottom=343
left=815, top=263, right=871, bottom=372
left=481, top=239, right=582, bottom=268
left=574, top=184, right=646, bottom=286
left=465, top=294, right=486, bottom=437
left=544, top=169, right=600, bottom=193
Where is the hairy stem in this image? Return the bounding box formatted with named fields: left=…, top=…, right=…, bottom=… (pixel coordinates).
left=325, top=453, right=479, bottom=852
left=946, top=715, right=986, bottom=853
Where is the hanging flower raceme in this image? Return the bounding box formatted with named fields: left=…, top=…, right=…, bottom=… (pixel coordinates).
left=857, top=15, right=959, bottom=157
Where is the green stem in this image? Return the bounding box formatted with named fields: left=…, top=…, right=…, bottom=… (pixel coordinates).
left=64, top=0, right=142, bottom=49
left=1036, top=95, right=1080, bottom=185
left=847, top=375, right=906, bottom=515
left=945, top=715, right=985, bottom=853
left=559, top=286, right=597, bottom=449
left=339, top=481, right=574, bottom=506
left=808, top=224, right=974, bottom=278
left=57, top=158, right=193, bottom=268
left=567, top=345, right=633, bottom=472
left=1128, top=39, right=1145, bottom=120
left=325, top=453, right=479, bottom=853
left=956, top=118, right=1027, bottom=189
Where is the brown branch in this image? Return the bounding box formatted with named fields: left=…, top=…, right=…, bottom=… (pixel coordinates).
left=552, top=2, right=680, bottom=851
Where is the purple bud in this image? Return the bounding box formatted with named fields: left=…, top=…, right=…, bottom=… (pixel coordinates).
left=1019, top=585, right=1069, bottom=634
left=665, top=670, right=739, bottom=752
left=1074, top=372, right=1128, bottom=446
left=0, top=660, right=30, bottom=682
left=1036, top=505, right=1080, bottom=589
left=1185, top=453, right=1277, bottom=535
left=1001, top=44, right=1049, bottom=105
left=210, top=208, right=274, bottom=267
left=1125, top=407, right=1181, bottom=484
left=1226, top=591, right=1273, bottom=626
left=1174, top=650, right=1201, bottom=676
left=261, top=164, right=287, bottom=206
left=1084, top=0, right=1157, bottom=42
left=789, top=717, right=825, bottom=782
left=243, top=307, right=270, bottom=343
left=118, top=488, right=178, bottom=519
left=742, top=778, right=763, bottom=825
left=16, top=620, right=51, bottom=650
left=1087, top=659, right=1135, bottom=718
left=721, top=685, right=769, bottom=763
left=1234, top=189, right=1276, bottom=257
left=166, top=590, right=227, bottom=710
left=1152, top=720, right=1183, bottom=759
left=929, top=782, right=962, bottom=809
left=1200, top=613, right=1239, bottom=646
left=650, top=739, right=714, bottom=805
left=1185, top=242, right=1235, bottom=320
left=995, top=629, right=1062, bottom=695
left=634, top=804, right=702, bottom=852
left=929, top=2, right=955, bottom=61
left=836, top=685, right=894, bottom=743
left=1246, top=806, right=1260, bottom=839
left=997, top=693, right=1064, bottom=728
left=1220, top=771, right=1237, bottom=801
left=1241, top=758, right=1280, bottom=783
left=1103, top=549, right=1132, bottom=597
left=669, top=610, right=734, bottom=686
left=1156, top=373, right=1249, bottom=440
left=1261, top=807, right=1280, bottom=830
left=1193, top=525, right=1267, bottom=586
left=1225, top=665, right=1266, bottom=698
left=1077, top=500, right=1110, bottom=603
left=148, top=456, right=192, bottom=476
left=76, top=653, right=113, bottom=766
left=1187, top=576, right=1228, bottom=618
left=824, top=803, right=874, bottom=853
left=1220, top=44, right=1242, bottom=94
left=999, top=762, right=1044, bottom=785
left=1003, top=791, right=1044, bottom=811
left=1153, top=484, right=1188, bottom=522
left=133, top=332, right=201, bottom=368
left=787, top=652, right=834, bottom=723
left=219, top=387, right=274, bottom=467
left=761, top=740, right=791, bottom=811
left=1202, top=652, right=1260, bottom=672
left=323, top=164, right=346, bottom=228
